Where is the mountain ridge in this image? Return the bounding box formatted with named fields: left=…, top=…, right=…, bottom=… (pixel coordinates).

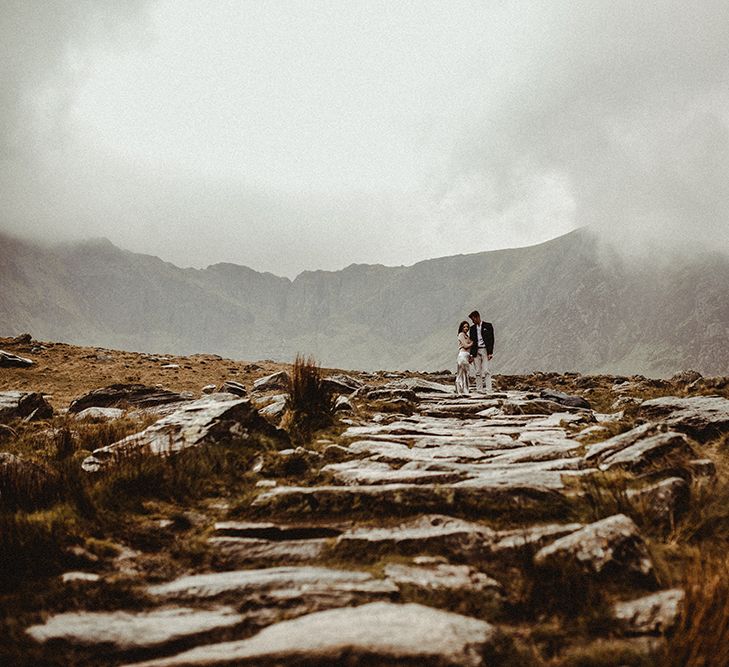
left=1, top=228, right=727, bottom=375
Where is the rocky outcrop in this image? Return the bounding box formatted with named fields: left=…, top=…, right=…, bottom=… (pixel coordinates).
left=637, top=395, right=729, bottom=441
left=68, top=384, right=189, bottom=413
left=82, top=395, right=286, bottom=471
left=220, top=380, right=247, bottom=397
left=322, top=374, right=362, bottom=394
left=0, top=391, right=53, bottom=423
left=122, top=602, right=509, bottom=667
left=534, top=514, right=655, bottom=582
left=0, top=350, right=34, bottom=368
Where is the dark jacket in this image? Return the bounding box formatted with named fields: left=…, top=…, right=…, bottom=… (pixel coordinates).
left=469, top=322, right=494, bottom=356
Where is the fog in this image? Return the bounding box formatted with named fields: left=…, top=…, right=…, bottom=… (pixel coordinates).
left=2, top=1, right=728, bottom=277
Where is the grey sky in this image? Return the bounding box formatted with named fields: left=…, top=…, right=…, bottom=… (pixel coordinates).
left=2, top=1, right=728, bottom=277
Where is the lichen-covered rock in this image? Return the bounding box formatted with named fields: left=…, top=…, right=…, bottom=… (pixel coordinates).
left=534, top=514, right=655, bottom=582
left=637, top=395, right=729, bottom=441
left=613, top=589, right=684, bottom=634
left=82, top=395, right=286, bottom=471
left=0, top=391, right=53, bottom=423
left=122, top=602, right=510, bottom=667
left=68, top=383, right=188, bottom=413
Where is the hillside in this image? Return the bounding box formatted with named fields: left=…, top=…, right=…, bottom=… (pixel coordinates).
left=1, top=229, right=728, bottom=375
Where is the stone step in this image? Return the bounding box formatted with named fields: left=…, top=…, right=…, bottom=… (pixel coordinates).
left=251, top=481, right=571, bottom=519
left=26, top=606, right=243, bottom=652
left=122, top=602, right=510, bottom=667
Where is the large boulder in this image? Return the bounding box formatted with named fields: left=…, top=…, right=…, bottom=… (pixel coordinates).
left=0, top=391, right=53, bottom=423
left=122, top=602, right=510, bottom=667
left=534, top=514, right=655, bottom=583
left=636, top=396, right=729, bottom=441
left=0, top=350, right=34, bottom=368
left=82, top=394, right=287, bottom=471
left=68, top=384, right=189, bottom=413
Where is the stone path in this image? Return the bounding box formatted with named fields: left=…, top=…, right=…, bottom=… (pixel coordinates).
left=26, top=383, right=720, bottom=665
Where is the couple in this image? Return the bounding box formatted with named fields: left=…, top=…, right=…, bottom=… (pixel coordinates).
left=455, top=310, right=494, bottom=395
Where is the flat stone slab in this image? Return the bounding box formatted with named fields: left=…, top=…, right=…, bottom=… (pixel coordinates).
left=534, top=514, right=655, bottom=582
left=74, top=406, right=126, bottom=420
left=337, top=514, right=582, bottom=563
left=0, top=391, right=53, bottom=423
left=68, top=383, right=188, bottom=413
left=82, top=395, right=284, bottom=471
left=584, top=423, right=657, bottom=462
left=384, top=561, right=503, bottom=597
left=323, top=459, right=466, bottom=485
left=209, top=537, right=329, bottom=566
left=252, top=481, right=569, bottom=518
left=336, top=514, right=490, bottom=558
left=599, top=432, right=693, bottom=471
left=123, top=602, right=507, bottom=667
left=0, top=350, right=34, bottom=367
left=26, top=606, right=242, bottom=650
left=637, top=395, right=729, bottom=440
left=148, top=566, right=396, bottom=601
left=613, top=589, right=684, bottom=635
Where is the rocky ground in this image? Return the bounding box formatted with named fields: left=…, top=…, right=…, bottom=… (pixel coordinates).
left=2, top=334, right=729, bottom=666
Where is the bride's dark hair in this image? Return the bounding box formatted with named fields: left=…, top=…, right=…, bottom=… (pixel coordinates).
left=458, top=320, right=470, bottom=334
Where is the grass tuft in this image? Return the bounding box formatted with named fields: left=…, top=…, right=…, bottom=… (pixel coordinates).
left=284, top=354, right=335, bottom=442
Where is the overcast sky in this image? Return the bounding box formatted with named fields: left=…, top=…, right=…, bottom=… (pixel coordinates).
left=2, top=1, right=728, bottom=277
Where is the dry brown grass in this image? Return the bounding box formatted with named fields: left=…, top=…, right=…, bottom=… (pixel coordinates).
left=656, top=554, right=729, bottom=667
left=283, top=354, right=335, bottom=442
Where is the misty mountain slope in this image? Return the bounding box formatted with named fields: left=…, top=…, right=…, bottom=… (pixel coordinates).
left=1, top=229, right=727, bottom=375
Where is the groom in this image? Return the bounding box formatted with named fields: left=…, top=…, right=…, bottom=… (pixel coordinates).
left=468, top=310, right=494, bottom=393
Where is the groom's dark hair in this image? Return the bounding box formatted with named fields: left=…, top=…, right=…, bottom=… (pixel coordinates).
left=468, top=310, right=480, bottom=320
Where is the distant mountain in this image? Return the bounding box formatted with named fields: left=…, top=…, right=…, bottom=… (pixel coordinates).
left=1, top=229, right=728, bottom=375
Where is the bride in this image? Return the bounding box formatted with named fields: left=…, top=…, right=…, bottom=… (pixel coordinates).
left=455, top=320, right=472, bottom=395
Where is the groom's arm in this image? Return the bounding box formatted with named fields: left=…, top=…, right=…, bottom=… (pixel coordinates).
left=469, top=325, right=478, bottom=356
left=485, top=323, right=494, bottom=356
